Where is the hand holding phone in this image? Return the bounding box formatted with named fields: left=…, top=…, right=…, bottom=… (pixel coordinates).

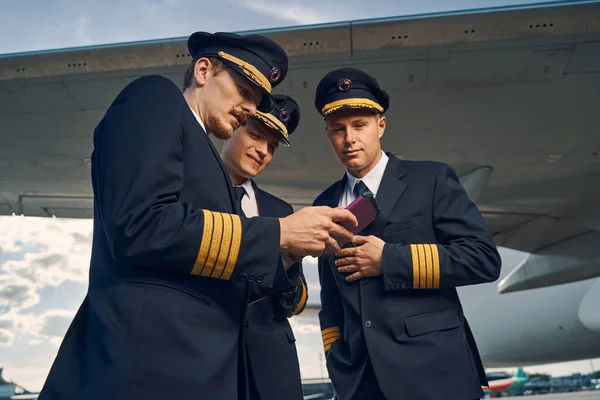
left=333, top=191, right=381, bottom=248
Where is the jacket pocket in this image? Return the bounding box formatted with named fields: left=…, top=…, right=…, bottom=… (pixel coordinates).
left=126, top=278, right=211, bottom=306
left=383, top=216, right=423, bottom=236
left=405, top=308, right=461, bottom=337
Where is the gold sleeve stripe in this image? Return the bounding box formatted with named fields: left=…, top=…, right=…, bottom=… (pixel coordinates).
left=293, top=278, right=307, bottom=315
left=409, top=243, right=442, bottom=289
left=210, top=213, right=233, bottom=278
left=323, top=332, right=340, bottom=340
left=417, top=244, right=426, bottom=289
left=191, top=210, right=214, bottom=275
left=410, top=244, right=419, bottom=288
left=221, top=214, right=242, bottom=280
left=432, top=244, right=440, bottom=289
left=321, top=327, right=340, bottom=336
left=323, top=335, right=340, bottom=352
left=425, top=244, right=434, bottom=289
left=201, top=212, right=224, bottom=276
left=323, top=336, right=339, bottom=346
left=191, top=211, right=242, bottom=279
left=249, top=296, right=267, bottom=306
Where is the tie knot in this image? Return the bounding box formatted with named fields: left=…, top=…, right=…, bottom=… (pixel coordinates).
left=353, top=180, right=369, bottom=198
left=234, top=186, right=247, bottom=202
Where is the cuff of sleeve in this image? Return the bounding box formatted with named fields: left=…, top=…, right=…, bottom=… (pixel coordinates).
left=382, top=243, right=441, bottom=290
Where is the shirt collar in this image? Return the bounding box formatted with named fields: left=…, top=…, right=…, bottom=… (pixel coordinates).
left=237, top=179, right=256, bottom=202
left=345, top=151, right=389, bottom=197
left=188, top=106, right=207, bottom=133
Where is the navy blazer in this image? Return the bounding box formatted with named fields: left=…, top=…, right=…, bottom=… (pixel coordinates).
left=315, top=154, right=501, bottom=400
left=39, top=75, right=293, bottom=400
left=244, top=181, right=307, bottom=400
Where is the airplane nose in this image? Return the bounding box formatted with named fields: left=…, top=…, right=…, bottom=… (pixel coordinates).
left=579, top=278, right=600, bottom=333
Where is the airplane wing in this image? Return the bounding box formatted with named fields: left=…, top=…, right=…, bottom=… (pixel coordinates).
left=1, top=1, right=599, bottom=281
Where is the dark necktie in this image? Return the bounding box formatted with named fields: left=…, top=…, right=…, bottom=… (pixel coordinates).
left=353, top=180, right=370, bottom=198
left=234, top=186, right=247, bottom=217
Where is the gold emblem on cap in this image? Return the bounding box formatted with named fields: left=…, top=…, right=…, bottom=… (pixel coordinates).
left=279, top=109, right=290, bottom=123
left=270, top=67, right=281, bottom=83
left=337, top=78, right=352, bottom=92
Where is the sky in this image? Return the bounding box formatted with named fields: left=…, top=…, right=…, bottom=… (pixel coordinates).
left=1, top=0, right=599, bottom=393
left=0, top=0, right=581, bottom=55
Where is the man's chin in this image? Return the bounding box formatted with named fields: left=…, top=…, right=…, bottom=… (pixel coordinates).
left=241, top=166, right=259, bottom=179
left=212, top=124, right=234, bottom=140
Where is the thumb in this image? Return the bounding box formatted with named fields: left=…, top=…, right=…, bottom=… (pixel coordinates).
left=353, top=235, right=369, bottom=245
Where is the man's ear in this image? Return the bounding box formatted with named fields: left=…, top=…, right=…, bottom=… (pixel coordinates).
left=193, top=58, right=211, bottom=87
left=378, top=115, right=386, bottom=139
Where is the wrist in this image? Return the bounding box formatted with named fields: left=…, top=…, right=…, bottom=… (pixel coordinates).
left=285, top=252, right=303, bottom=264
left=279, top=217, right=291, bottom=252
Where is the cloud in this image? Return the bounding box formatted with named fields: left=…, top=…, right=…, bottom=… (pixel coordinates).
left=75, top=14, right=93, bottom=46
left=4, top=308, right=76, bottom=346
left=234, top=0, right=332, bottom=25
left=0, top=278, right=39, bottom=310
left=36, top=310, right=76, bottom=339
left=0, top=216, right=92, bottom=313
left=0, top=329, right=14, bottom=344
left=0, top=216, right=91, bottom=351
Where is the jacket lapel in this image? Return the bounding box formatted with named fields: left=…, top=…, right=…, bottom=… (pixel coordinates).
left=325, top=175, right=347, bottom=208
left=370, top=154, right=407, bottom=237
left=252, top=180, right=266, bottom=217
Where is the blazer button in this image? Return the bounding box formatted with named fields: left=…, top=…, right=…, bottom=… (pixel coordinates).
left=395, top=282, right=402, bottom=290
left=239, top=273, right=248, bottom=282
left=360, top=278, right=368, bottom=286
left=244, top=321, right=250, bottom=329
left=247, top=274, right=255, bottom=283
left=256, top=274, right=264, bottom=284
left=389, top=283, right=396, bottom=290
left=364, top=320, right=372, bottom=328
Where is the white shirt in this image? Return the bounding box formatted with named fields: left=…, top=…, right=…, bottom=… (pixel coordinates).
left=338, top=151, right=389, bottom=208
left=236, top=179, right=259, bottom=218
left=188, top=106, right=207, bottom=133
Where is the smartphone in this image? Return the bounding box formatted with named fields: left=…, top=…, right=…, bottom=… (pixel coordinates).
left=334, top=191, right=381, bottom=247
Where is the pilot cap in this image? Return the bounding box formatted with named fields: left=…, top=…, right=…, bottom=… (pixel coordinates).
left=188, top=31, right=288, bottom=112
left=314, top=67, right=389, bottom=118
left=253, top=94, right=300, bottom=146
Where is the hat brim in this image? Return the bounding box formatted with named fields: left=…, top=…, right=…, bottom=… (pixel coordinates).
left=220, top=59, right=274, bottom=113
left=321, top=99, right=384, bottom=119
left=251, top=114, right=291, bottom=146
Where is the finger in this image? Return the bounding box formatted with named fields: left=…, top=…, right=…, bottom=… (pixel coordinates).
left=327, top=223, right=354, bottom=244
left=328, top=208, right=359, bottom=228
left=338, top=247, right=358, bottom=258
left=353, top=235, right=369, bottom=245
left=335, top=257, right=355, bottom=267
left=338, top=264, right=358, bottom=274
left=328, top=237, right=343, bottom=255
left=346, top=272, right=362, bottom=282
